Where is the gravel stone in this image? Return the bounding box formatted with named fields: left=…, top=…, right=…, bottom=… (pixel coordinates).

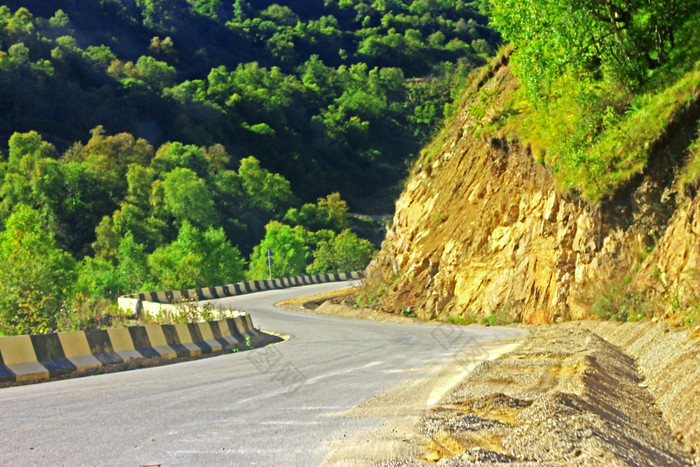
left=417, top=326, right=692, bottom=465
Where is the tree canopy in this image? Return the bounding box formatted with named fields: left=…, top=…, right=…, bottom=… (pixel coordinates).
left=490, top=0, right=697, bottom=99
left=0, top=205, right=75, bottom=335
left=0, top=1, right=497, bottom=208
left=0, top=128, right=378, bottom=335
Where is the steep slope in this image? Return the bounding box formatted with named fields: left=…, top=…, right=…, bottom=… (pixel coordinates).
left=365, top=55, right=700, bottom=324
left=635, top=180, right=700, bottom=322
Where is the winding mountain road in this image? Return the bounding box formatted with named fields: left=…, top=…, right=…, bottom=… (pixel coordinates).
left=0, top=281, right=526, bottom=465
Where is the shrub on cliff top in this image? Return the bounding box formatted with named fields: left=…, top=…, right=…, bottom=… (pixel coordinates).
left=487, top=0, right=700, bottom=203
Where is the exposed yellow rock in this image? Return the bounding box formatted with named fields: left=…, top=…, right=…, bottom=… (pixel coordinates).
left=636, top=192, right=700, bottom=319
left=365, top=56, right=700, bottom=324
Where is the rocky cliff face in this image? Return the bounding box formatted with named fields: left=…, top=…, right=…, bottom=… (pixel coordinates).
left=366, top=57, right=699, bottom=324
left=636, top=180, right=700, bottom=318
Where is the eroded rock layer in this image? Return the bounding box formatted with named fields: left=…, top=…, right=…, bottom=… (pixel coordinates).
left=366, top=57, right=699, bottom=324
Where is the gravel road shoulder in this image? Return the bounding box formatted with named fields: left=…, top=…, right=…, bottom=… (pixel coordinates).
left=321, top=325, right=692, bottom=466
left=418, top=326, right=691, bottom=465
left=277, top=288, right=421, bottom=324
left=292, top=295, right=696, bottom=466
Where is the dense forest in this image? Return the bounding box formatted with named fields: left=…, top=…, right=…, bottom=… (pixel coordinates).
left=0, top=1, right=498, bottom=335
left=0, top=0, right=495, bottom=207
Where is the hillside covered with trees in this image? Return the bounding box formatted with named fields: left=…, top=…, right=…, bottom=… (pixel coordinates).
left=0, top=0, right=496, bottom=206
left=0, top=1, right=498, bottom=335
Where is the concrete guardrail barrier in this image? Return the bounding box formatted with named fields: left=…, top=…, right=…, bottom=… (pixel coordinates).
left=118, top=271, right=365, bottom=318
left=0, top=316, right=256, bottom=384
left=0, top=271, right=363, bottom=385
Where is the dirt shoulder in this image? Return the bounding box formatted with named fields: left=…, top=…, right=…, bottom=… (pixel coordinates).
left=277, top=288, right=423, bottom=324
left=289, top=295, right=697, bottom=465
left=321, top=338, right=526, bottom=466
left=576, top=320, right=700, bottom=465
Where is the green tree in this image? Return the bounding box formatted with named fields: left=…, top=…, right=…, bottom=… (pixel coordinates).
left=84, top=45, right=116, bottom=71
left=247, top=221, right=308, bottom=279
left=92, top=215, right=121, bottom=262
left=0, top=172, right=33, bottom=220
left=135, top=55, right=176, bottom=89
left=6, top=130, right=56, bottom=173
left=125, top=164, right=156, bottom=208
left=72, top=256, right=126, bottom=300
left=162, top=167, right=218, bottom=228
left=148, top=36, right=176, bottom=61
left=117, top=233, right=155, bottom=292
left=112, top=203, right=166, bottom=251
left=238, top=156, right=296, bottom=215
left=204, top=143, right=230, bottom=175
left=78, top=127, right=154, bottom=170
left=233, top=0, right=253, bottom=21
left=490, top=0, right=695, bottom=98
left=0, top=205, right=76, bottom=335
left=152, top=141, right=208, bottom=178
left=136, top=0, right=178, bottom=32
left=261, top=4, right=299, bottom=26
left=7, top=42, right=29, bottom=65
left=283, top=192, right=350, bottom=232
left=189, top=0, right=223, bottom=18
left=307, top=229, right=376, bottom=274
left=0, top=132, right=119, bottom=255
left=148, top=221, right=245, bottom=290
left=35, top=159, right=118, bottom=255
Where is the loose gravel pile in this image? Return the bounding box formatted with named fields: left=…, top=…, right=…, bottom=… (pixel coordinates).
left=419, top=327, right=692, bottom=465
left=577, top=321, right=700, bottom=464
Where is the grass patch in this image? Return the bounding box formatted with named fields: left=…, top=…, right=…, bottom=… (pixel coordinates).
left=682, top=299, right=700, bottom=328
left=355, top=276, right=397, bottom=308
left=654, top=267, right=700, bottom=328
left=575, top=67, right=700, bottom=201
left=590, top=275, right=652, bottom=322
left=143, top=299, right=242, bottom=325
left=52, top=295, right=242, bottom=333
left=574, top=254, right=653, bottom=322
left=444, top=314, right=477, bottom=325
left=495, top=62, right=700, bottom=203
left=481, top=307, right=518, bottom=326
left=483, top=5, right=700, bottom=204
left=55, top=297, right=132, bottom=332
left=679, top=126, right=700, bottom=192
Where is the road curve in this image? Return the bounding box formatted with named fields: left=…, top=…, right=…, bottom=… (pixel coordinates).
left=0, top=281, right=526, bottom=465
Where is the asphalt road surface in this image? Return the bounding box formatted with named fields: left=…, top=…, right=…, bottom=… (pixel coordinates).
left=0, top=281, right=526, bottom=465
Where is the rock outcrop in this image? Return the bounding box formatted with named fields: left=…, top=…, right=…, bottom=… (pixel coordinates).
left=636, top=180, right=700, bottom=318
left=366, top=56, right=699, bottom=324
